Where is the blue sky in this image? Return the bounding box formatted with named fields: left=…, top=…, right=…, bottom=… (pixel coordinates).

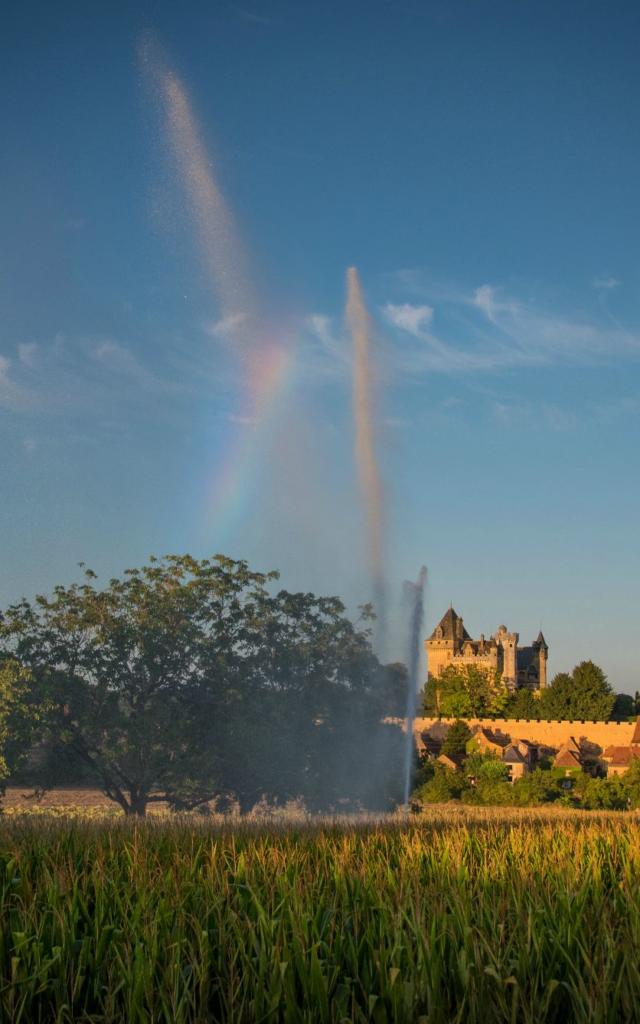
left=2, top=1, right=640, bottom=690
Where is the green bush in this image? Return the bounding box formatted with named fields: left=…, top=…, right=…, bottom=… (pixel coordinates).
left=415, top=767, right=466, bottom=803
left=580, top=776, right=629, bottom=810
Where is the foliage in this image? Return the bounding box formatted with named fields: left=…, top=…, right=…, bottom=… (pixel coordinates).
left=580, top=775, right=629, bottom=810
left=440, top=719, right=471, bottom=764
left=378, top=661, right=409, bottom=716
left=539, top=661, right=615, bottom=721
left=503, top=687, right=541, bottom=719
left=1, top=814, right=640, bottom=1021
left=0, top=555, right=404, bottom=815
left=421, top=659, right=617, bottom=724
left=411, top=752, right=435, bottom=790
left=421, top=664, right=509, bottom=718
left=611, top=692, right=637, bottom=721
left=622, top=758, right=640, bottom=809
left=414, top=766, right=464, bottom=803
left=464, top=750, right=510, bottom=783
left=510, top=769, right=562, bottom=806
left=0, top=659, right=37, bottom=790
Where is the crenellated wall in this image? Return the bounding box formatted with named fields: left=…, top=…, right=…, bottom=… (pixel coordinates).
left=410, top=717, right=637, bottom=754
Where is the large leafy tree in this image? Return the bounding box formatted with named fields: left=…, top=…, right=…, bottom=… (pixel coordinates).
left=503, top=687, right=541, bottom=720
left=421, top=664, right=509, bottom=718
left=1, top=555, right=403, bottom=814
left=539, top=660, right=615, bottom=721
left=0, top=659, right=38, bottom=793
left=440, top=719, right=471, bottom=764
left=1, top=555, right=274, bottom=815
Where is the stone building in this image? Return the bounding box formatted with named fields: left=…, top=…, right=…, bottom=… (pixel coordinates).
left=602, top=719, right=640, bottom=776
left=425, top=607, right=548, bottom=691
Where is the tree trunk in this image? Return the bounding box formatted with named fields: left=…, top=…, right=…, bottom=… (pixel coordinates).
left=126, top=787, right=148, bottom=817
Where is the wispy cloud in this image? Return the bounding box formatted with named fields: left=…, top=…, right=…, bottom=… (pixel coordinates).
left=0, top=355, right=33, bottom=411
left=17, top=343, right=39, bottom=368
left=91, top=340, right=170, bottom=392
left=376, top=275, right=640, bottom=375
left=205, top=312, right=249, bottom=342
left=593, top=276, right=620, bottom=291
left=303, top=314, right=350, bottom=372
left=491, top=399, right=578, bottom=432
left=382, top=302, right=433, bottom=335
left=234, top=7, right=272, bottom=25
left=0, top=335, right=183, bottom=419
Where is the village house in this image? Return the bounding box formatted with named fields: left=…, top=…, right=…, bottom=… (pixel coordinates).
left=468, top=726, right=507, bottom=757
left=436, top=753, right=459, bottom=771
left=553, top=742, right=583, bottom=774
left=502, top=744, right=528, bottom=781
left=602, top=720, right=640, bottom=776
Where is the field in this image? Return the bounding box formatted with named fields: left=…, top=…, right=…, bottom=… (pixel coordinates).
left=0, top=808, right=639, bottom=1023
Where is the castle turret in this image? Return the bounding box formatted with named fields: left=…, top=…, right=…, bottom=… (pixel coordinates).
left=534, top=631, right=548, bottom=688
left=495, top=625, right=519, bottom=690
left=425, top=607, right=470, bottom=679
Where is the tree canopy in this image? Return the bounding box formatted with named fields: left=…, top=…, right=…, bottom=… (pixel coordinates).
left=538, top=661, right=615, bottom=721
left=421, top=664, right=510, bottom=718
left=0, top=554, right=404, bottom=815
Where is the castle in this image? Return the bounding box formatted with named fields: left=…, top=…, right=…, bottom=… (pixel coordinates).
left=425, top=607, right=548, bottom=691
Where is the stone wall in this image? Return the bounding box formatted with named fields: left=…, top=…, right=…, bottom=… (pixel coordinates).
left=411, top=717, right=636, bottom=754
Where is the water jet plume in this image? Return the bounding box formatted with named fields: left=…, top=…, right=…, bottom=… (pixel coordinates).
left=139, top=35, right=255, bottom=326
left=403, top=565, right=427, bottom=807
left=345, top=267, right=386, bottom=649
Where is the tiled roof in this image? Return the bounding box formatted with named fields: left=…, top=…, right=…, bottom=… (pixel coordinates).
left=471, top=727, right=507, bottom=749
left=631, top=719, right=640, bottom=746
left=603, top=746, right=640, bottom=766
left=436, top=754, right=459, bottom=770
left=502, top=744, right=526, bottom=764
left=553, top=748, right=582, bottom=769
left=429, top=607, right=472, bottom=642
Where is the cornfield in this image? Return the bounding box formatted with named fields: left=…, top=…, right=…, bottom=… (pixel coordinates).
left=0, top=808, right=639, bottom=1022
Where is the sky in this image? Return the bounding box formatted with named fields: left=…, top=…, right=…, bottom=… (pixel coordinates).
left=1, top=0, right=640, bottom=691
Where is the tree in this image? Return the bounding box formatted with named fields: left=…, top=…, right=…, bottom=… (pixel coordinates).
left=422, top=665, right=509, bottom=718
left=622, top=757, right=640, bottom=809
left=0, top=659, right=37, bottom=794
left=611, top=693, right=636, bottom=721
left=414, top=766, right=465, bottom=804
left=463, top=750, right=509, bottom=783
left=1, top=555, right=405, bottom=815
left=1, top=556, right=275, bottom=815
left=379, top=662, right=409, bottom=717
left=580, top=776, right=628, bottom=810
left=539, top=661, right=615, bottom=721
left=504, top=687, right=540, bottom=720
left=511, top=769, right=561, bottom=806
left=441, top=719, right=471, bottom=764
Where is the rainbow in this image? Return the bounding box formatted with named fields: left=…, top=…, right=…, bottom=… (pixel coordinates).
left=141, top=39, right=299, bottom=543
left=206, top=338, right=297, bottom=542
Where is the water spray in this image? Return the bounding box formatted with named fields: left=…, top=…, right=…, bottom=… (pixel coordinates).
left=140, top=35, right=255, bottom=325
left=345, top=267, right=386, bottom=652
left=403, top=566, right=427, bottom=807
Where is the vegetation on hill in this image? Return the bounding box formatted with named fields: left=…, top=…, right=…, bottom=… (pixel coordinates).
left=420, top=659, right=626, bottom=721
left=413, top=736, right=640, bottom=810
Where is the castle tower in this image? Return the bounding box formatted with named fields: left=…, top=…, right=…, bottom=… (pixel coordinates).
left=495, top=625, right=519, bottom=690
left=534, top=631, right=548, bottom=688
left=425, top=607, right=470, bottom=679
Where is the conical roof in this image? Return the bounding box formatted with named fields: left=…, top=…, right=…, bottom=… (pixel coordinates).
left=429, top=607, right=471, bottom=641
